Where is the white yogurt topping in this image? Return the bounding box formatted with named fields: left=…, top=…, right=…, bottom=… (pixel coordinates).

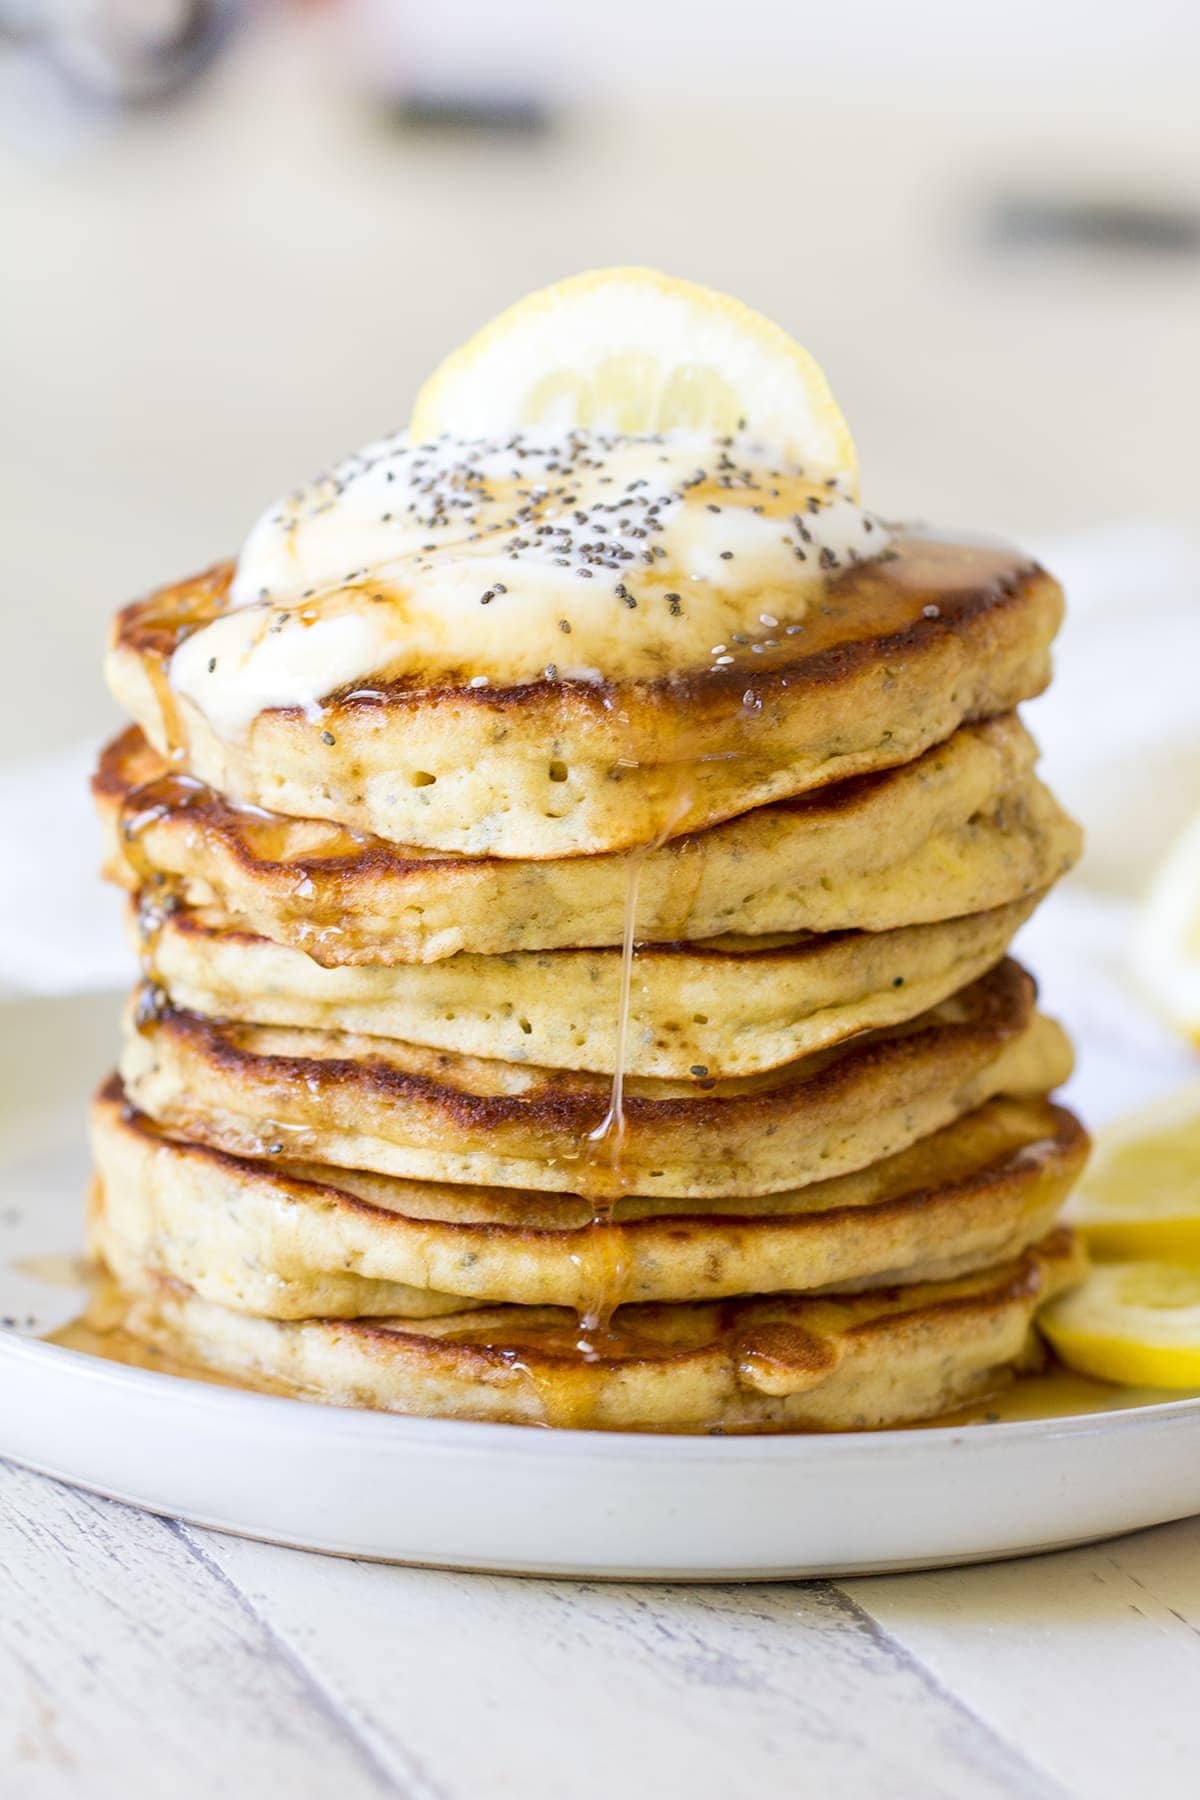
left=172, top=428, right=887, bottom=739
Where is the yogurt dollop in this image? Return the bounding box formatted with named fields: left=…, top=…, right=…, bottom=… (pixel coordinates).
left=172, top=427, right=888, bottom=738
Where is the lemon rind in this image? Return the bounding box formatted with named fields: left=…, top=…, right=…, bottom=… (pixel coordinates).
left=1042, top=1259, right=1200, bottom=1389
left=409, top=265, right=859, bottom=492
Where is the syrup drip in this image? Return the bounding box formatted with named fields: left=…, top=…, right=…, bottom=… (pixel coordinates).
left=429, top=713, right=705, bottom=1427
left=573, top=849, right=645, bottom=1355
left=141, top=644, right=191, bottom=769
left=578, top=752, right=700, bottom=1322
left=116, top=586, right=216, bottom=1020
left=472, top=716, right=714, bottom=1428
left=116, top=771, right=209, bottom=1028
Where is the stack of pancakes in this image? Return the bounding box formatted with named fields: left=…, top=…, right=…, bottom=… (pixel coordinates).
left=87, top=524, right=1089, bottom=1432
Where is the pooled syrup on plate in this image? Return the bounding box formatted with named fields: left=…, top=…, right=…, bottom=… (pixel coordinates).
left=43, top=1271, right=1179, bottom=1431
left=46, top=1268, right=298, bottom=1394
left=936, top=1360, right=1194, bottom=1427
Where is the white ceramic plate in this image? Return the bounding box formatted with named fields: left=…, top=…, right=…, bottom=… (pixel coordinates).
left=3, top=990, right=1200, bottom=1580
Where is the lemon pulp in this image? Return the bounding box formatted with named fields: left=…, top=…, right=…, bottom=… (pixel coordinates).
left=409, top=265, right=858, bottom=490
left=1042, top=1259, right=1200, bottom=1388
left=1068, top=1081, right=1200, bottom=1258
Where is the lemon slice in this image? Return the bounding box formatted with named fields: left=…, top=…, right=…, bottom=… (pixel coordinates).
left=409, top=266, right=858, bottom=490
left=1041, top=1260, right=1200, bottom=1387
left=1133, top=810, right=1200, bottom=1044
left=1067, top=1080, right=1200, bottom=1259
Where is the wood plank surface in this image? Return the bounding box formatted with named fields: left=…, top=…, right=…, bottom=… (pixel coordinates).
left=6, top=1439, right=1200, bottom=1799
left=847, top=1516, right=1200, bottom=1800
left=0, top=1462, right=401, bottom=1800
left=182, top=1525, right=1060, bottom=1800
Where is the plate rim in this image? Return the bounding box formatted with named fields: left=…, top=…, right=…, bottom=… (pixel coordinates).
left=6, top=1326, right=1200, bottom=1463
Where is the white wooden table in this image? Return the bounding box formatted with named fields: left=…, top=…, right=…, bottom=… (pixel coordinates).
left=4, top=1466, right=1200, bottom=1800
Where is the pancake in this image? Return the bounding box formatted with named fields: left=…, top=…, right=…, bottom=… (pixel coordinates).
left=92, top=1078, right=1089, bottom=1313
left=84, top=288, right=1087, bottom=1434
left=94, top=714, right=1081, bottom=964
left=134, top=893, right=1038, bottom=1079
left=98, top=1230, right=1087, bottom=1430
left=118, top=960, right=1072, bottom=1199
left=107, top=536, right=1063, bottom=858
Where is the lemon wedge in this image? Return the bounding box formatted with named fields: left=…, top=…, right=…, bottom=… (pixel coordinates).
left=409, top=266, right=858, bottom=491
left=1041, top=1260, right=1200, bottom=1387
left=1133, top=810, right=1200, bottom=1044
left=1067, top=1080, right=1200, bottom=1259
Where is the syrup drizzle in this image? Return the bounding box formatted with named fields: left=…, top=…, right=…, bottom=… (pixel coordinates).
left=116, top=771, right=206, bottom=1028
left=117, top=626, right=198, bottom=1023
left=142, top=652, right=188, bottom=770
left=463, top=703, right=712, bottom=1431
left=573, top=851, right=642, bottom=1354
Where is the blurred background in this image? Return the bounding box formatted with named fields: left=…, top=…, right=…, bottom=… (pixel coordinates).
left=2, top=0, right=1198, bottom=758
left=1, top=0, right=1199, bottom=1067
